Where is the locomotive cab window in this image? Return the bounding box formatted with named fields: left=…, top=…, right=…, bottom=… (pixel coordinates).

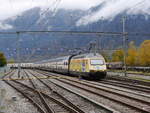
left=91, top=59, right=104, bottom=65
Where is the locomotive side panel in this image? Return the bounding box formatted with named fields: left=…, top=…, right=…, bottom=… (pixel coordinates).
left=69, top=53, right=107, bottom=79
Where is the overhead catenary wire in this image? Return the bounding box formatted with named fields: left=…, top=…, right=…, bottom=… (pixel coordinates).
left=40, top=0, right=61, bottom=16
left=128, top=0, right=146, bottom=12
left=38, top=0, right=62, bottom=29
left=1, top=30, right=150, bottom=37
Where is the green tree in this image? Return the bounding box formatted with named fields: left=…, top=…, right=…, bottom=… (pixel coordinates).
left=0, top=52, right=7, bottom=67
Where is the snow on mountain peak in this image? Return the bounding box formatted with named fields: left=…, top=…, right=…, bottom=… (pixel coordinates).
left=0, top=22, right=13, bottom=30
left=76, top=0, right=150, bottom=26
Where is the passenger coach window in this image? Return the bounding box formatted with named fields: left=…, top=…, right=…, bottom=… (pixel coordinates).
left=64, top=62, right=68, bottom=65
left=91, top=60, right=104, bottom=65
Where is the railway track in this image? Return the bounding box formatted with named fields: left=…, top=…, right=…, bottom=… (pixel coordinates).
left=31, top=69, right=119, bottom=113
left=100, top=79, right=150, bottom=94
left=1, top=69, right=15, bottom=79
left=35, top=69, right=150, bottom=94
left=106, top=75, right=150, bottom=86
left=25, top=70, right=87, bottom=113
left=3, top=71, right=48, bottom=113
left=3, top=70, right=84, bottom=113
left=34, top=69, right=150, bottom=113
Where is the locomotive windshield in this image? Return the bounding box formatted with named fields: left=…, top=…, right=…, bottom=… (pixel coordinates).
left=90, top=59, right=104, bottom=65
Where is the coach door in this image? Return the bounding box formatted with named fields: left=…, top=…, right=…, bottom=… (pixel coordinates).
left=82, top=60, right=86, bottom=72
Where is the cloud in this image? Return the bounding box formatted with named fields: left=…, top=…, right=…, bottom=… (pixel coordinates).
left=0, top=0, right=48, bottom=20
left=57, top=0, right=101, bottom=10
left=76, top=0, right=150, bottom=26
left=0, top=22, right=13, bottom=30
left=0, top=0, right=101, bottom=20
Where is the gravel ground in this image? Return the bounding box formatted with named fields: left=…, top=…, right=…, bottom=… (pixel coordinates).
left=61, top=79, right=150, bottom=109
left=26, top=71, right=71, bottom=113
left=49, top=79, right=142, bottom=113
left=88, top=80, right=150, bottom=98
left=34, top=70, right=150, bottom=112
left=0, top=80, right=40, bottom=113
left=64, top=78, right=150, bottom=103
left=31, top=70, right=106, bottom=113
left=3, top=69, right=148, bottom=113
left=44, top=79, right=106, bottom=113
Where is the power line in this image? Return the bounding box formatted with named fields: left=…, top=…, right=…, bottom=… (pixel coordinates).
left=128, top=0, right=146, bottom=11
left=1, top=30, right=150, bottom=37
left=40, top=0, right=61, bottom=16
left=39, top=0, right=62, bottom=31
left=25, top=0, right=62, bottom=31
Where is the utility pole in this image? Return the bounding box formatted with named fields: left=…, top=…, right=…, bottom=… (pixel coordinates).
left=93, top=41, right=97, bottom=55
left=97, top=35, right=100, bottom=52
left=17, top=32, right=21, bottom=78
left=89, top=41, right=96, bottom=55
left=122, top=16, right=127, bottom=77
left=97, top=17, right=104, bottom=53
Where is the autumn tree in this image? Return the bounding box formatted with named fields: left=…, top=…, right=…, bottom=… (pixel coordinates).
left=0, top=52, right=7, bottom=67
left=112, top=49, right=124, bottom=62
left=126, top=41, right=138, bottom=66
left=138, top=40, right=150, bottom=66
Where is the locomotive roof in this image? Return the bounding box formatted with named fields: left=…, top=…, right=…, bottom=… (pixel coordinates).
left=36, top=53, right=104, bottom=64
left=72, top=53, right=104, bottom=59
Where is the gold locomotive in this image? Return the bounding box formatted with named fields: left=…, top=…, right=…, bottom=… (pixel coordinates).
left=36, top=53, right=107, bottom=79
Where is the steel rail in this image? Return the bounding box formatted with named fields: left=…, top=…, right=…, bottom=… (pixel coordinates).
left=58, top=77, right=150, bottom=104
left=4, top=70, right=78, bottom=113
left=3, top=70, right=47, bottom=113
left=107, top=76, right=150, bottom=86
left=31, top=69, right=150, bottom=112
left=24, top=70, right=55, bottom=113
left=4, top=80, right=47, bottom=113
left=55, top=78, right=150, bottom=113
left=86, top=81, right=150, bottom=98
left=1, top=69, right=14, bottom=79
left=28, top=70, right=86, bottom=113
left=101, top=80, right=150, bottom=93
left=33, top=70, right=119, bottom=113
left=33, top=69, right=150, bottom=96
left=24, top=70, right=80, bottom=113
left=34, top=69, right=150, bottom=113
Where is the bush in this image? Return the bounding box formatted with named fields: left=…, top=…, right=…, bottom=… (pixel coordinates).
left=0, top=52, right=7, bottom=67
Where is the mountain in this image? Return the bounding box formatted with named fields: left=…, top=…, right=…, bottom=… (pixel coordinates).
left=0, top=7, right=89, bottom=61
left=0, top=3, right=150, bottom=62
left=2, top=7, right=86, bottom=31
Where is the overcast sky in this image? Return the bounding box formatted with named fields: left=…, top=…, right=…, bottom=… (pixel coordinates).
left=0, top=0, right=100, bottom=20
left=0, top=0, right=150, bottom=26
